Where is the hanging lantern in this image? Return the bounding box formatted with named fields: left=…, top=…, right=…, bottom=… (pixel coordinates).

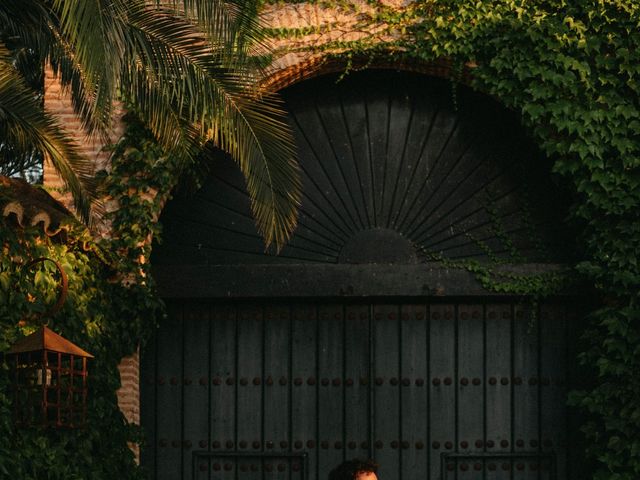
left=5, top=258, right=93, bottom=428
left=7, top=326, right=93, bottom=428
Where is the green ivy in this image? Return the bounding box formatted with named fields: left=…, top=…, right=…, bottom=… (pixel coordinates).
left=405, top=5, right=640, bottom=475
left=266, top=0, right=640, bottom=477
left=0, top=224, right=149, bottom=479
left=0, top=114, right=173, bottom=479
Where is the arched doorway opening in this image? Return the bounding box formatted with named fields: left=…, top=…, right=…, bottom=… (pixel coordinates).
left=143, top=71, right=582, bottom=480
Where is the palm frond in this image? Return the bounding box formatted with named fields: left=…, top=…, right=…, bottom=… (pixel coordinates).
left=48, top=34, right=114, bottom=140
left=1, top=0, right=112, bottom=138
left=125, top=4, right=300, bottom=249
left=162, top=0, right=265, bottom=58
left=51, top=0, right=128, bottom=138
left=0, top=52, right=95, bottom=222
left=2, top=0, right=301, bottom=245
left=0, top=0, right=54, bottom=63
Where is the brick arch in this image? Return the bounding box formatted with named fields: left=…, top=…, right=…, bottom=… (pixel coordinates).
left=262, top=54, right=475, bottom=93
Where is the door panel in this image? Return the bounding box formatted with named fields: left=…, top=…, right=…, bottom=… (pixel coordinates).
left=153, top=72, right=569, bottom=269
left=428, top=303, right=456, bottom=480
left=399, top=303, right=428, bottom=479
left=141, top=300, right=574, bottom=480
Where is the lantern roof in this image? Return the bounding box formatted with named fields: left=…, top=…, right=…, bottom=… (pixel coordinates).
left=7, top=326, right=93, bottom=358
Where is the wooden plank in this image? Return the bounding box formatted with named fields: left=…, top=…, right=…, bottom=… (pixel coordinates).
left=291, top=303, right=318, bottom=480
left=540, top=303, right=567, bottom=480
left=181, top=303, right=211, bottom=480
left=379, top=85, right=414, bottom=228
left=456, top=304, right=484, bottom=458
left=339, top=80, right=375, bottom=228
left=344, top=303, right=371, bottom=458
left=386, top=84, right=438, bottom=230
left=315, top=94, right=369, bottom=231
left=372, top=303, right=401, bottom=480
left=393, top=82, right=456, bottom=232
left=153, top=264, right=575, bottom=299
left=428, top=303, right=456, bottom=480
left=317, top=303, right=345, bottom=479
left=209, top=305, right=237, bottom=480
left=513, top=303, right=539, bottom=480
left=484, top=303, right=512, bottom=480
left=421, top=148, right=494, bottom=257
left=365, top=81, right=391, bottom=227
left=400, top=98, right=464, bottom=236
left=288, top=97, right=356, bottom=238
left=313, top=89, right=368, bottom=232
left=411, top=135, right=485, bottom=247
left=263, top=305, right=292, bottom=461
left=399, top=303, right=429, bottom=480
left=155, top=302, right=184, bottom=480
left=236, top=304, right=264, bottom=480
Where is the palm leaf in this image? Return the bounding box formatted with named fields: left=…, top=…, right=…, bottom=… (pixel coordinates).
left=4, top=0, right=301, bottom=247
left=51, top=0, right=128, bottom=139
left=0, top=51, right=95, bottom=222
left=162, top=0, right=265, bottom=58
left=0, top=0, right=53, bottom=62
left=1, top=0, right=112, bottom=138
left=123, top=4, right=300, bottom=249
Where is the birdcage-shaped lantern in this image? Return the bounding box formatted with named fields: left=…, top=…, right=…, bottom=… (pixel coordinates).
left=7, top=326, right=93, bottom=428
left=5, top=258, right=93, bottom=428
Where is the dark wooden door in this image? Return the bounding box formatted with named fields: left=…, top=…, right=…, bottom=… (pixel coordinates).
left=141, top=299, right=577, bottom=480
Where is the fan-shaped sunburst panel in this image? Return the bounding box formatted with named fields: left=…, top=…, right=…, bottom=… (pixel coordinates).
left=153, top=71, right=568, bottom=266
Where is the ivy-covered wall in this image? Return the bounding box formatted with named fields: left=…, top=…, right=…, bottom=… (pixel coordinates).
left=0, top=118, right=171, bottom=479
left=410, top=4, right=640, bottom=478
left=262, top=1, right=640, bottom=477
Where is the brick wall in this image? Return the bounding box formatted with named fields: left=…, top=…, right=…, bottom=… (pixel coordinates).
left=117, top=350, right=141, bottom=459
left=117, top=350, right=140, bottom=426
left=43, top=68, right=123, bottom=207
left=44, top=69, right=140, bottom=428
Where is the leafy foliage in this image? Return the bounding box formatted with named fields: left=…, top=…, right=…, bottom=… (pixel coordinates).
left=265, top=0, right=640, bottom=477
left=0, top=117, right=167, bottom=479
left=0, top=226, right=157, bottom=479
left=405, top=5, right=640, bottom=476
left=0, top=0, right=301, bottom=248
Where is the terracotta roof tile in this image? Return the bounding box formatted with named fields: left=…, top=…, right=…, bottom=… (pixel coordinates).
left=0, top=176, right=82, bottom=241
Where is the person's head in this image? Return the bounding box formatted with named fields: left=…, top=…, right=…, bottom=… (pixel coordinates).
left=328, top=459, right=378, bottom=480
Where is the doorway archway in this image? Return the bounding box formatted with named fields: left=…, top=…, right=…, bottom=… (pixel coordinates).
left=144, top=71, right=580, bottom=480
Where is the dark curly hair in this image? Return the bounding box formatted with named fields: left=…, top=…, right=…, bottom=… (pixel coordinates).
left=328, top=459, right=378, bottom=480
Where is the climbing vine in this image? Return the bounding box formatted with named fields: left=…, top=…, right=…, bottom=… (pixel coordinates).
left=262, top=0, right=640, bottom=477
left=0, top=208, right=150, bottom=479
left=408, top=5, right=640, bottom=477
left=0, top=114, right=173, bottom=479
